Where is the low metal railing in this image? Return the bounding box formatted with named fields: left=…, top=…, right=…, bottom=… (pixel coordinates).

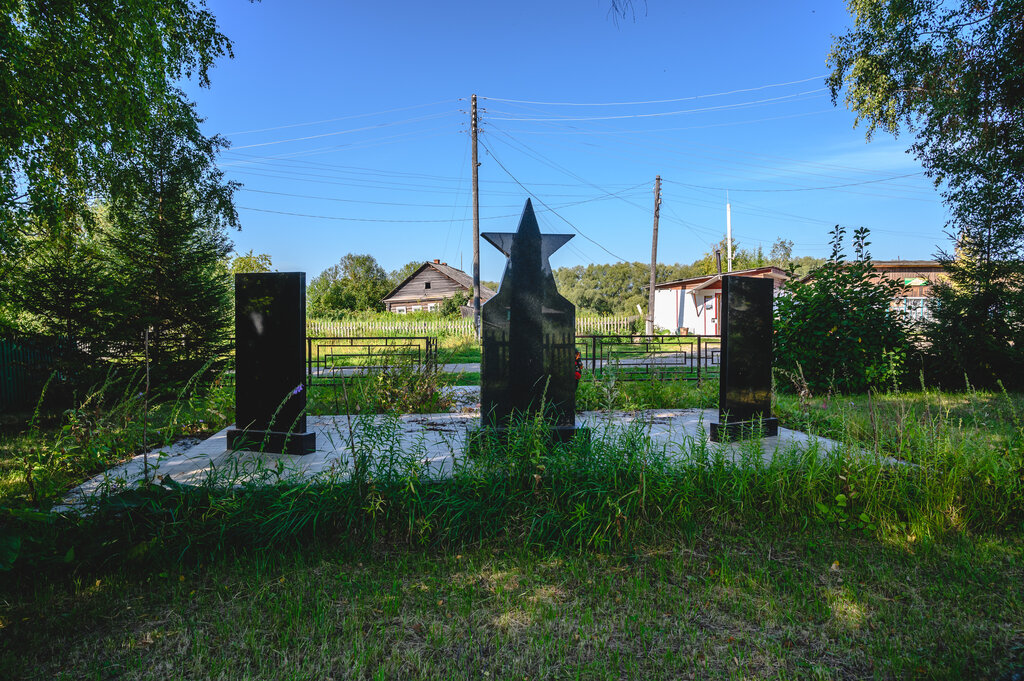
left=576, top=334, right=721, bottom=381
left=306, top=336, right=437, bottom=385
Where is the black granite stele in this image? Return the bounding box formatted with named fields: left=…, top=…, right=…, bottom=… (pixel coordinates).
left=227, top=272, right=317, bottom=455
left=710, top=275, right=779, bottom=442
left=476, top=199, right=583, bottom=443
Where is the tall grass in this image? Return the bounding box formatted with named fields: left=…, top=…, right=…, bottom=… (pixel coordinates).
left=306, top=350, right=452, bottom=416
left=0, top=368, right=234, bottom=508
left=576, top=371, right=718, bottom=411
left=3, top=360, right=1022, bottom=579
left=5, top=395, right=1021, bottom=576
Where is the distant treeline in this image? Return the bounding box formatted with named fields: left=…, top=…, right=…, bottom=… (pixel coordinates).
left=550, top=240, right=823, bottom=316
left=308, top=241, right=825, bottom=319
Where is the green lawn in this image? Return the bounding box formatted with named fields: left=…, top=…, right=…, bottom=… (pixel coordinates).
left=1, top=528, right=1020, bottom=680
left=2, top=375, right=1022, bottom=679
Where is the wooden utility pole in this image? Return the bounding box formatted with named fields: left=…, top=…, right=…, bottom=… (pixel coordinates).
left=646, top=175, right=661, bottom=335
left=471, top=94, right=481, bottom=339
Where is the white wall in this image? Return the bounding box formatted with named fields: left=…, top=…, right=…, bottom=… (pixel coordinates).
left=683, top=291, right=718, bottom=335
left=653, top=289, right=682, bottom=331
left=654, top=288, right=720, bottom=335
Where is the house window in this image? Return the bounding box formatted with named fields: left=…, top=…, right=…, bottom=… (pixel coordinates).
left=427, top=303, right=437, bottom=311
left=394, top=306, right=406, bottom=314
left=893, top=297, right=931, bottom=323
left=424, top=282, right=431, bottom=290
left=411, top=305, right=422, bottom=312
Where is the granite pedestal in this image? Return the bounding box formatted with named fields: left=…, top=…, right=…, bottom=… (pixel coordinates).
left=710, top=275, right=779, bottom=442
left=227, top=272, right=316, bottom=455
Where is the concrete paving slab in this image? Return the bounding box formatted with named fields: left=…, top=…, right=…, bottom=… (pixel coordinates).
left=59, top=406, right=875, bottom=512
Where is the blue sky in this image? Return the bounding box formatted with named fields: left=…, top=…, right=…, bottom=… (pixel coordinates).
left=183, top=0, right=950, bottom=282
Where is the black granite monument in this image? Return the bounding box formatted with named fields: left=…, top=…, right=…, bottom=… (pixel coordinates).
left=710, top=275, right=779, bottom=441
left=227, top=272, right=317, bottom=455
left=478, top=199, right=581, bottom=441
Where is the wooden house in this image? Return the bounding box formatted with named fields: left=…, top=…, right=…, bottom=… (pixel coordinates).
left=652, top=267, right=789, bottom=335
left=869, top=260, right=947, bottom=322
left=382, top=260, right=497, bottom=314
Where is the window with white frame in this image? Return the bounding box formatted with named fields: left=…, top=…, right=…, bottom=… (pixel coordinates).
left=394, top=306, right=406, bottom=314
left=893, top=297, right=931, bottom=322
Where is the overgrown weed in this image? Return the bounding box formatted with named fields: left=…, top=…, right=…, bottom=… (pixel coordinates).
left=576, top=371, right=718, bottom=411
left=0, top=369, right=234, bottom=507
left=4, top=399, right=1021, bottom=578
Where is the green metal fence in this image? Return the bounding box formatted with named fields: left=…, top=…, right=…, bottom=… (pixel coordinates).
left=0, top=335, right=64, bottom=413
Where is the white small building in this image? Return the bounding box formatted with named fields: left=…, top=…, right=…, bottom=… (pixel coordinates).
left=652, top=267, right=789, bottom=335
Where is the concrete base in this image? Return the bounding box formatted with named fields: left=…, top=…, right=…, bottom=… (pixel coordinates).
left=58, top=408, right=887, bottom=512
left=226, top=428, right=317, bottom=455
left=710, top=417, right=779, bottom=442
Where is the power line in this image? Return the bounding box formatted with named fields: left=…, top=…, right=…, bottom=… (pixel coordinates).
left=486, top=90, right=827, bottom=122
left=238, top=206, right=513, bottom=223
left=499, top=109, right=835, bottom=135
left=443, top=132, right=472, bottom=264
left=238, top=186, right=647, bottom=210
left=486, top=118, right=936, bottom=200
left=485, top=128, right=717, bottom=245
left=229, top=166, right=647, bottom=200
left=222, top=150, right=645, bottom=189
left=509, top=118, right=936, bottom=192
left=221, top=128, right=457, bottom=166
left=484, top=99, right=939, bottom=201
left=236, top=187, right=648, bottom=224
left=478, top=138, right=629, bottom=262
left=478, top=122, right=943, bottom=250
left=482, top=75, right=826, bottom=106
left=665, top=172, right=926, bottom=193
left=231, top=112, right=459, bottom=150
left=226, top=99, right=458, bottom=135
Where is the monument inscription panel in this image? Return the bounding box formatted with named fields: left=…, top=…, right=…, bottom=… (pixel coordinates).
left=227, top=272, right=316, bottom=455
left=710, top=275, right=779, bottom=441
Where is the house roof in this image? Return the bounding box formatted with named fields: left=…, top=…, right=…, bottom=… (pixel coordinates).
left=799, top=260, right=946, bottom=283
left=653, top=266, right=789, bottom=290
left=382, top=261, right=497, bottom=303
left=871, top=260, right=942, bottom=269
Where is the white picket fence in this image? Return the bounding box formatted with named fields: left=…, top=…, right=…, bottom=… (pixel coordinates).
left=576, top=316, right=638, bottom=334
left=307, top=316, right=637, bottom=337
left=308, top=318, right=472, bottom=337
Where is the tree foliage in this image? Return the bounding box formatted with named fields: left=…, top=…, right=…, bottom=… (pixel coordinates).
left=308, top=253, right=391, bottom=316
left=388, top=261, right=422, bottom=288
left=2, top=113, right=238, bottom=393
left=102, top=110, right=238, bottom=380
left=553, top=262, right=695, bottom=316
left=0, top=0, right=234, bottom=255
left=770, top=238, right=794, bottom=266
left=774, top=225, right=911, bottom=394
left=7, top=218, right=117, bottom=344
left=229, top=250, right=274, bottom=275
left=828, top=0, right=1024, bottom=388
left=439, top=290, right=470, bottom=318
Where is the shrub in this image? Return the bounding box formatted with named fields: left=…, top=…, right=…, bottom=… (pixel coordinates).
left=438, top=290, right=469, bottom=318
left=774, top=225, right=911, bottom=394
left=922, top=254, right=1024, bottom=390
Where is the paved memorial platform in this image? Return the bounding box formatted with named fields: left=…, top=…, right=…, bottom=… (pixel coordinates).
left=59, top=404, right=859, bottom=509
